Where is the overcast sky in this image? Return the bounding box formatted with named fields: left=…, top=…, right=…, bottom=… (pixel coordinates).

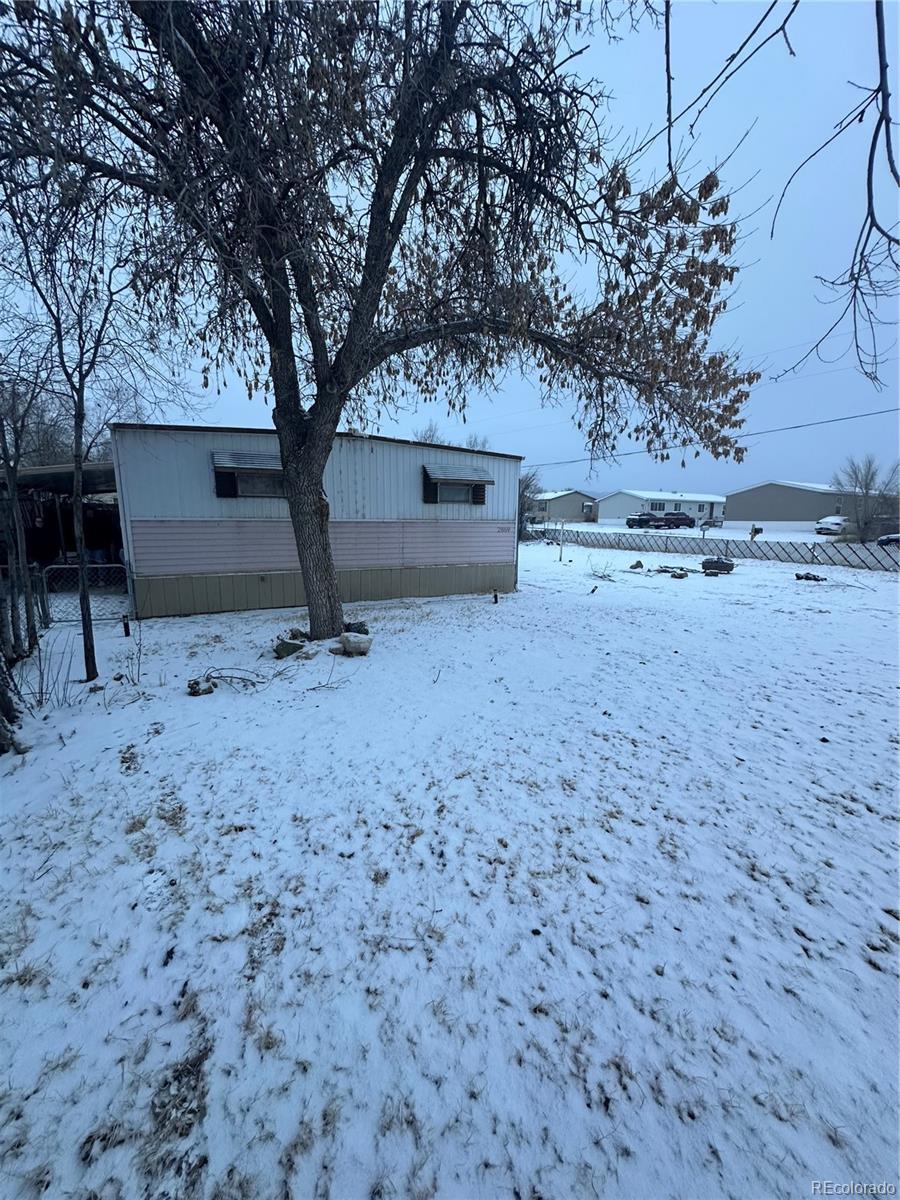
left=200, top=1, right=899, bottom=497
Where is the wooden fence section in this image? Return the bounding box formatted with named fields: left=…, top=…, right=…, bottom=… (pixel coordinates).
left=530, top=528, right=900, bottom=572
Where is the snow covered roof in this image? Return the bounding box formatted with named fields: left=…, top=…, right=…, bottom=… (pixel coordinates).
left=596, top=489, right=726, bottom=503
left=534, top=490, right=592, bottom=501
left=725, top=480, right=840, bottom=496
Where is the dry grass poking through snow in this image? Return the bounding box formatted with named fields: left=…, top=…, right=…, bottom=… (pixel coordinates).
left=1, top=544, right=898, bottom=1199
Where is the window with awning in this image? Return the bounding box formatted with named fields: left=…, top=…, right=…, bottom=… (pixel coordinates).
left=422, top=463, right=494, bottom=506
left=211, top=451, right=285, bottom=498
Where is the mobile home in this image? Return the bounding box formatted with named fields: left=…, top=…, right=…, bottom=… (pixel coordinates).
left=111, top=424, right=521, bottom=619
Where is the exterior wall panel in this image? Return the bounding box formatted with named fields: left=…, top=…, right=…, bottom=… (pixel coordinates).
left=133, top=562, right=516, bottom=619
left=130, top=518, right=516, bottom=576
left=113, top=425, right=519, bottom=523
left=544, top=492, right=598, bottom=522
left=724, top=484, right=843, bottom=523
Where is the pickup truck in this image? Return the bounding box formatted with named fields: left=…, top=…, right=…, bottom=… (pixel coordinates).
left=648, top=511, right=696, bottom=529
left=625, top=512, right=654, bottom=528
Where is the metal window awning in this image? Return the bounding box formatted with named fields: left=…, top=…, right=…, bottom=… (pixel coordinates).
left=423, top=463, right=495, bottom=485
left=212, top=450, right=282, bottom=472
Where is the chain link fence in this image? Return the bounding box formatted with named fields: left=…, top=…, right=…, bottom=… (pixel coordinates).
left=43, top=563, right=129, bottom=621
left=525, top=527, right=900, bottom=571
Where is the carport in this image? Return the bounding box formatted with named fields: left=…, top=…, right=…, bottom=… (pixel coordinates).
left=2, top=461, right=128, bottom=622
left=7, top=461, right=120, bottom=567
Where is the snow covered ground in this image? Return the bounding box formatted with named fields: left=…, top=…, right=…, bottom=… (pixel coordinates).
left=2, top=544, right=898, bottom=1200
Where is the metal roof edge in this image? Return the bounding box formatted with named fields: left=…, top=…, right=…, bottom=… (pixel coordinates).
left=595, top=488, right=726, bottom=502
left=534, top=489, right=595, bottom=500
left=724, top=480, right=841, bottom=497
left=110, top=422, right=524, bottom=461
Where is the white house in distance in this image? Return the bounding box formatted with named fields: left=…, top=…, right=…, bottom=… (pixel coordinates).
left=595, top=489, right=726, bottom=524
left=111, top=423, right=521, bottom=619
left=530, top=489, right=599, bottom=523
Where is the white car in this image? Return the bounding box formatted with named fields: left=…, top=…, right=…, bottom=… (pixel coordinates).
left=815, top=515, right=849, bottom=536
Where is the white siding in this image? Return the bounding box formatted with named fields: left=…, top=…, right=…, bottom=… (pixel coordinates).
left=595, top=492, right=645, bottom=520
left=112, top=426, right=519, bottom=523
left=596, top=492, right=724, bottom=522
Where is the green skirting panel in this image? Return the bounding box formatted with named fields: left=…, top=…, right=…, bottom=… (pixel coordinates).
left=132, top=562, right=517, bottom=619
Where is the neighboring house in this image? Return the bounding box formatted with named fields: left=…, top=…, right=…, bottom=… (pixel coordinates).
left=111, top=423, right=521, bottom=618
left=594, top=490, right=726, bottom=524
left=724, top=481, right=845, bottom=527
left=530, top=490, right=598, bottom=523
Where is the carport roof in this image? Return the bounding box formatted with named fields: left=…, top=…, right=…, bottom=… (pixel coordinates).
left=6, top=461, right=117, bottom=495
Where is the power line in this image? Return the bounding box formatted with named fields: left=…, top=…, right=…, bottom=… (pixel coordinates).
left=528, top=406, right=900, bottom=469
left=462, top=337, right=854, bottom=429
left=471, top=358, right=899, bottom=440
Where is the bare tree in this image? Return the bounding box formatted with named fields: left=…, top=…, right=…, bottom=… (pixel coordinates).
left=12, top=377, right=150, bottom=468
left=410, top=422, right=488, bottom=451
left=412, top=420, right=447, bottom=446
left=654, top=0, right=898, bottom=383
left=0, top=3, right=758, bottom=639
left=0, top=176, right=180, bottom=682
left=518, top=466, right=542, bottom=541
left=464, top=432, right=490, bottom=452
left=3, top=194, right=120, bottom=679
left=831, top=454, right=899, bottom=541
left=0, top=320, right=55, bottom=654
left=18, top=390, right=69, bottom=467
left=1, top=386, right=40, bottom=655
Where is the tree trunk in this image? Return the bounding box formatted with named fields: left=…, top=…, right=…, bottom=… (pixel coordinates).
left=0, top=583, right=15, bottom=665
left=269, top=345, right=345, bottom=641
left=0, top=422, right=37, bottom=651
left=287, top=470, right=345, bottom=639
left=72, top=404, right=98, bottom=681
left=0, top=650, right=25, bottom=755
left=2, top=520, right=25, bottom=660
left=10, top=481, right=38, bottom=652
left=0, top=711, right=25, bottom=756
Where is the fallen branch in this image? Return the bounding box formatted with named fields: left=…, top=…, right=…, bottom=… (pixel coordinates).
left=305, top=655, right=353, bottom=692
left=192, top=664, right=297, bottom=694
left=588, top=556, right=616, bottom=581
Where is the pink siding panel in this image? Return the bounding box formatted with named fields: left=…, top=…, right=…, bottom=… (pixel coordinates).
left=400, top=522, right=514, bottom=565
left=130, top=519, right=516, bottom=576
